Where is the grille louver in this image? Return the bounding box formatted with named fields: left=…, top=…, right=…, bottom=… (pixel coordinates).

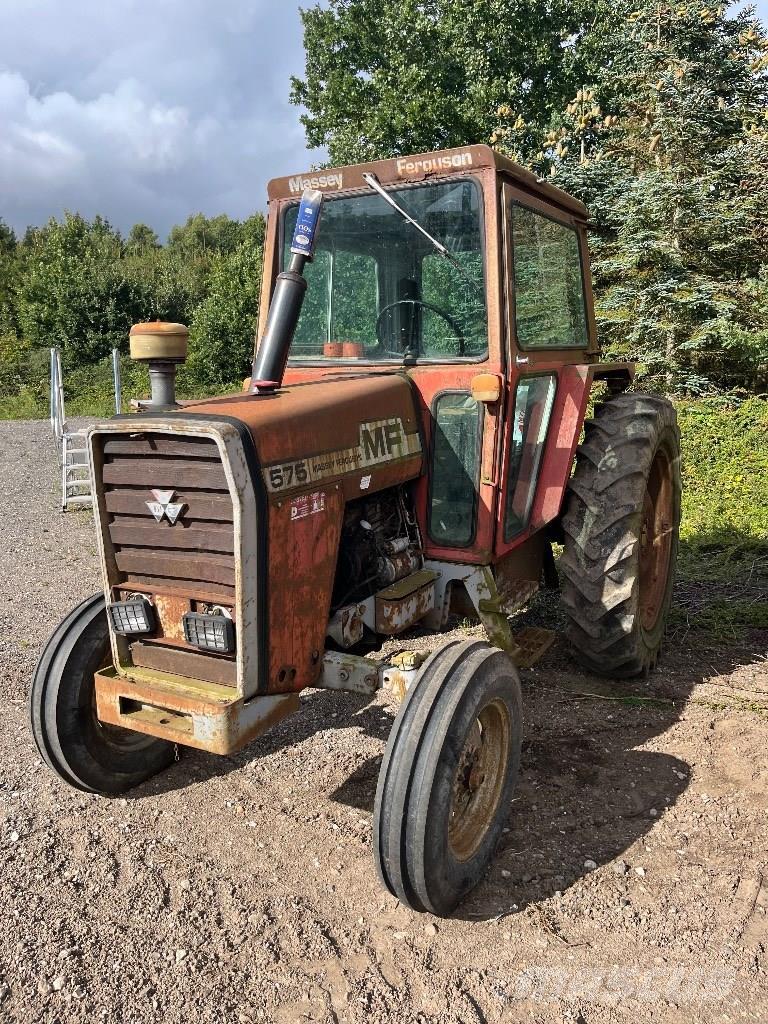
left=101, top=433, right=236, bottom=602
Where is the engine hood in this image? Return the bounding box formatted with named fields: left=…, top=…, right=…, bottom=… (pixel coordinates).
left=180, top=371, right=424, bottom=501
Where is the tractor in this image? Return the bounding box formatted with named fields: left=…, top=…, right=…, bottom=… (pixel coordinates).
left=30, top=145, right=681, bottom=916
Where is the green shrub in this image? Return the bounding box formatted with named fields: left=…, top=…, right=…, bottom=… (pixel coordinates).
left=677, top=395, right=768, bottom=581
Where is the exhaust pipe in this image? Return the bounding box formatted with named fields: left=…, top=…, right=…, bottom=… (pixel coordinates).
left=251, top=188, right=323, bottom=392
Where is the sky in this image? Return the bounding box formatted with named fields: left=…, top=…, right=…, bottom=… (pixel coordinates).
left=1, top=0, right=766, bottom=240
left=0, top=0, right=323, bottom=238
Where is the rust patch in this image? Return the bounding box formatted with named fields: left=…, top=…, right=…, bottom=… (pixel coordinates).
left=95, top=668, right=299, bottom=755
left=153, top=593, right=189, bottom=641
left=375, top=569, right=437, bottom=635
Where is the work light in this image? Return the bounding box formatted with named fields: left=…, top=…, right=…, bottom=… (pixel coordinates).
left=182, top=612, right=235, bottom=654
left=108, top=598, right=155, bottom=635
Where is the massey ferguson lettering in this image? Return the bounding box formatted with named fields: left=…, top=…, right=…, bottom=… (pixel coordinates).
left=288, top=172, right=343, bottom=194
left=360, top=421, right=404, bottom=463
left=396, top=152, right=473, bottom=176
left=263, top=418, right=420, bottom=493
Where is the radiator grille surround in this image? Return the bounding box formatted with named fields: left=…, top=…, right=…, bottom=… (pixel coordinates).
left=88, top=419, right=265, bottom=700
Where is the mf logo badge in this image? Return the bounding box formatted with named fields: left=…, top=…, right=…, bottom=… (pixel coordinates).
left=146, top=489, right=185, bottom=525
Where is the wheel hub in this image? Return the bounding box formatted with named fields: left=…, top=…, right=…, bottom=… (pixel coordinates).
left=638, top=447, right=675, bottom=632
left=448, top=700, right=511, bottom=862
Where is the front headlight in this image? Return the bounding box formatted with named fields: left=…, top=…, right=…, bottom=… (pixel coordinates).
left=108, top=598, right=156, bottom=635
left=183, top=612, right=235, bottom=654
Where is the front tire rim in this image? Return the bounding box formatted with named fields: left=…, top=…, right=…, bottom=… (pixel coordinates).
left=639, top=446, right=674, bottom=632
left=448, top=698, right=511, bottom=862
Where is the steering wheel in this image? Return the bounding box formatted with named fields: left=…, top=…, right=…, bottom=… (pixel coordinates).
left=374, top=299, right=466, bottom=358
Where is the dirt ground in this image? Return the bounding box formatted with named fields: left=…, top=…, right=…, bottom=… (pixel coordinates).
left=0, top=418, right=766, bottom=1024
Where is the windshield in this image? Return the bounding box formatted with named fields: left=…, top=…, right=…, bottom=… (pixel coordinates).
left=283, top=179, right=487, bottom=363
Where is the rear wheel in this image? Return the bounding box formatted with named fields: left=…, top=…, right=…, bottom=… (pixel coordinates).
left=29, top=594, right=175, bottom=795
left=374, top=639, right=522, bottom=916
left=560, top=393, right=681, bottom=678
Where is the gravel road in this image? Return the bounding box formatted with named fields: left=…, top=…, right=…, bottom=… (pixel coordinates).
left=0, top=418, right=766, bottom=1024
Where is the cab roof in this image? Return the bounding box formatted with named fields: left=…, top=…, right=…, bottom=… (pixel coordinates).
left=267, top=143, right=587, bottom=219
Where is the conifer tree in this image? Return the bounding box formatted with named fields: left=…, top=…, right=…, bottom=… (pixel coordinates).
left=493, top=1, right=768, bottom=390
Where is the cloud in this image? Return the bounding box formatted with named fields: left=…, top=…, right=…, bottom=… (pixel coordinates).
left=0, top=0, right=321, bottom=237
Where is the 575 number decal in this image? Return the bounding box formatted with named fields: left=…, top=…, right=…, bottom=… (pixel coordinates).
left=267, top=460, right=309, bottom=491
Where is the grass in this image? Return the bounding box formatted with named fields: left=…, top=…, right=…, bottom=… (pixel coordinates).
left=672, top=395, right=768, bottom=641
left=677, top=396, right=768, bottom=574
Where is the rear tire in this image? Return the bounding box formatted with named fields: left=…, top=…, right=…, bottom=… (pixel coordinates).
left=560, top=393, right=681, bottom=678
left=29, top=594, right=175, bottom=795
left=374, top=640, right=522, bottom=916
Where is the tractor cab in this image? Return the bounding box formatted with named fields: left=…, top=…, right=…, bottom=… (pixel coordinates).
left=260, top=146, right=613, bottom=567
left=263, top=145, right=599, bottom=375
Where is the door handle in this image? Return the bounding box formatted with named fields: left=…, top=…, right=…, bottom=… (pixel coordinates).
left=515, top=355, right=529, bottom=367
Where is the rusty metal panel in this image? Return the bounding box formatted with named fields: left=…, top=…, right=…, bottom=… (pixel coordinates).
left=102, top=457, right=228, bottom=489
left=267, top=145, right=496, bottom=199
left=94, top=667, right=299, bottom=755
left=185, top=374, right=423, bottom=492
left=114, top=548, right=235, bottom=588
left=104, top=490, right=233, bottom=521
left=152, top=593, right=190, bottom=641
left=102, top=436, right=222, bottom=458
left=266, top=487, right=345, bottom=693
left=130, top=640, right=237, bottom=686
left=375, top=569, right=438, bottom=635
left=109, top=519, right=235, bottom=553
left=89, top=418, right=262, bottom=700
left=123, top=575, right=235, bottom=604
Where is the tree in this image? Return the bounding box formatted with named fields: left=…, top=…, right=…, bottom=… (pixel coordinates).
left=15, top=213, right=145, bottom=367
left=167, top=213, right=245, bottom=255
left=187, top=214, right=266, bottom=390
left=290, top=0, right=604, bottom=165
left=127, top=223, right=160, bottom=253
left=493, top=0, right=768, bottom=390
left=0, top=219, right=18, bottom=335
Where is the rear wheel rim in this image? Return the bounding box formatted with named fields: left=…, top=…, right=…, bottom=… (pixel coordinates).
left=448, top=698, right=511, bottom=862
left=639, top=447, right=674, bottom=632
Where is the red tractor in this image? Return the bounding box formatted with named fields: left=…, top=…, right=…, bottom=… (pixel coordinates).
left=30, top=145, right=681, bottom=916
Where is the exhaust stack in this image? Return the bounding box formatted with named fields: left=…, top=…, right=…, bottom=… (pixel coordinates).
left=251, top=188, right=323, bottom=392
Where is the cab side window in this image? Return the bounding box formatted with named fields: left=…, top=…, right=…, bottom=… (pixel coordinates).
left=429, top=393, right=481, bottom=547
left=504, top=375, right=557, bottom=540
left=511, top=204, right=589, bottom=349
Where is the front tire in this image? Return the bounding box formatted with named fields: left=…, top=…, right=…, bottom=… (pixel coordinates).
left=560, top=393, right=682, bottom=678
left=29, top=594, right=175, bottom=795
left=374, top=640, right=522, bottom=916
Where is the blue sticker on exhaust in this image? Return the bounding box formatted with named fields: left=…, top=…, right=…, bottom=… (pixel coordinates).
left=290, top=188, right=324, bottom=258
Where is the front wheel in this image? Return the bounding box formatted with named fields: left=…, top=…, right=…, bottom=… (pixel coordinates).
left=29, top=594, right=175, bottom=795
left=374, top=639, right=522, bottom=916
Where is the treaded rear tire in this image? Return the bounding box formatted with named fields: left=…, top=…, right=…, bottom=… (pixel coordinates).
left=560, top=393, right=681, bottom=678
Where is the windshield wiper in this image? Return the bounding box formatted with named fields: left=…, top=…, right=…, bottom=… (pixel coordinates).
left=362, top=172, right=483, bottom=298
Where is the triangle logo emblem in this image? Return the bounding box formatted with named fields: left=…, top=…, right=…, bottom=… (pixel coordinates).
left=145, top=489, right=185, bottom=524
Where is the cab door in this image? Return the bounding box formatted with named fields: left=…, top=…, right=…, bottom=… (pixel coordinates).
left=494, top=181, right=596, bottom=558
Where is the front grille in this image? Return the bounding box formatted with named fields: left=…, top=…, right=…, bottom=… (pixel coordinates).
left=101, top=433, right=235, bottom=601
left=98, top=431, right=238, bottom=687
